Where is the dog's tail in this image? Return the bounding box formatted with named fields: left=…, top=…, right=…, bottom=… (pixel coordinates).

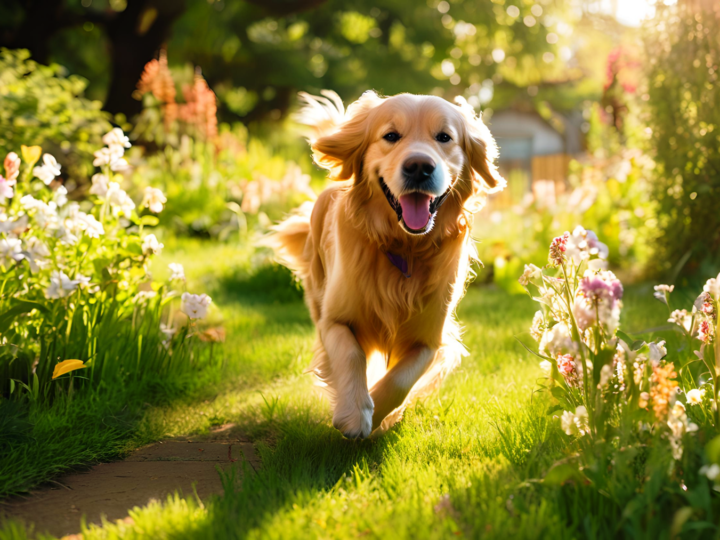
left=259, top=201, right=313, bottom=283
left=294, top=90, right=346, bottom=140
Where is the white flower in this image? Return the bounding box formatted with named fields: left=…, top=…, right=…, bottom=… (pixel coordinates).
left=686, top=388, right=704, bottom=405
left=181, top=292, right=212, bottom=320
left=110, top=157, right=129, bottom=172
left=160, top=323, right=176, bottom=348
left=560, top=406, right=589, bottom=436
left=78, top=213, right=104, bottom=238
left=141, top=234, right=163, bottom=255
left=587, top=259, right=608, bottom=272
left=33, top=154, right=62, bottom=185
left=599, top=364, right=613, bottom=387
left=648, top=341, right=667, bottom=363
left=701, top=464, right=720, bottom=482
left=142, top=187, right=167, bottom=214
left=0, top=237, right=23, bottom=268
left=0, top=214, right=28, bottom=235
left=704, top=274, right=720, bottom=300
left=0, top=176, right=14, bottom=202
left=668, top=309, right=692, bottom=332
left=168, top=262, right=185, bottom=281
left=654, top=284, right=674, bottom=293
left=539, top=360, right=552, bottom=373
left=539, top=322, right=574, bottom=356
left=106, top=182, right=135, bottom=216
left=530, top=310, right=544, bottom=342
left=102, top=128, right=131, bottom=151
left=22, top=195, right=59, bottom=229
left=518, top=263, right=542, bottom=286
left=565, top=226, right=609, bottom=265
left=46, top=271, right=87, bottom=299
left=53, top=185, right=68, bottom=207
left=653, top=284, right=674, bottom=304
left=93, top=147, right=125, bottom=168
left=89, top=174, right=110, bottom=197
left=22, top=237, right=50, bottom=273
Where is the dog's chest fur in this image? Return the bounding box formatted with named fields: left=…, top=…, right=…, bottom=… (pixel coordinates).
left=314, top=188, right=468, bottom=353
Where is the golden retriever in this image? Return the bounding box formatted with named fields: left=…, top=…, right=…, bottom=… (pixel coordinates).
left=265, top=90, right=504, bottom=438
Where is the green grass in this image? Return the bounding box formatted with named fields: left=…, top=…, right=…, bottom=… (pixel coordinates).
left=0, top=240, right=687, bottom=539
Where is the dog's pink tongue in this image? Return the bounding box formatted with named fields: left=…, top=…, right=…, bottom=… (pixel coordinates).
left=399, top=193, right=432, bottom=230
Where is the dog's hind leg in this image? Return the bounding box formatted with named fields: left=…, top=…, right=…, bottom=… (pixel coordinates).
left=369, top=345, right=436, bottom=431
left=320, top=321, right=374, bottom=439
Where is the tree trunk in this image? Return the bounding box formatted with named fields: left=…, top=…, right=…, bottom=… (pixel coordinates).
left=103, top=0, right=186, bottom=117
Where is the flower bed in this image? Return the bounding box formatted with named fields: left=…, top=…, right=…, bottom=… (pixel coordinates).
left=519, top=226, right=720, bottom=508
left=0, top=129, right=213, bottom=403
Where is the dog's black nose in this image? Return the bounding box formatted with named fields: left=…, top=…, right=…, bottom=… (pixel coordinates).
left=402, top=154, right=436, bottom=183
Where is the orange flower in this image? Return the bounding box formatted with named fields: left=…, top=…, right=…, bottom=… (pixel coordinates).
left=650, top=362, right=678, bottom=421
left=134, top=49, right=177, bottom=129
left=52, top=359, right=87, bottom=379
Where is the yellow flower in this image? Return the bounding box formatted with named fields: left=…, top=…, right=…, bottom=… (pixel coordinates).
left=52, top=359, right=87, bottom=379
left=21, top=145, right=42, bottom=168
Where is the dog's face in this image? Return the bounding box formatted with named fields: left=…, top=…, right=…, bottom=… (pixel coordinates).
left=309, top=92, right=504, bottom=237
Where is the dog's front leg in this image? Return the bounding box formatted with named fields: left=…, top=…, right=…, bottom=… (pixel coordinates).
left=320, top=321, right=374, bottom=439
left=370, top=345, right=436, bottom=430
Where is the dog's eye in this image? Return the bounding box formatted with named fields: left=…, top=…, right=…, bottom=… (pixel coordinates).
left=383, top=132, right=401, bottom=143
left=435, top=132, right=452, bottom=143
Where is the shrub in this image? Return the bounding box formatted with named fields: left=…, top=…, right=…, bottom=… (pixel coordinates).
left=518, top=226, right=720, bottom=532
left=0, top=49, right=113, bottom=182
left=645, top=3, right=720, bottom=277
left=0, top=128, right=213, bottom=403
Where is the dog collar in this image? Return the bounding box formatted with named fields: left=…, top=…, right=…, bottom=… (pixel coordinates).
left=386, top=251, right=411, bottom=278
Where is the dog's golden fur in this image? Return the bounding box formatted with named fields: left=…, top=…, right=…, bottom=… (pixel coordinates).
left=265, top=91, right=504, bottom=437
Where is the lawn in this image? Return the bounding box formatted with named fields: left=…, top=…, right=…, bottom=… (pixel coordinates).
left=1, top=239, right=673, bottom=539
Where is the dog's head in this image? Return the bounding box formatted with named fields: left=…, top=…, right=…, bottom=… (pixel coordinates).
left=302, top=91, right=504, bottom=237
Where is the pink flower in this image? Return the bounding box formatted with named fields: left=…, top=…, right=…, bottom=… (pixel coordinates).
left=557, top=354, right=576, bottom=376
left=699, top=320, right=714, bottom=344
left=0, top=176, right=13, bottom=202
left=548, top=232, right=569, bottom=266
left=4, top=152, right=20, bottom=184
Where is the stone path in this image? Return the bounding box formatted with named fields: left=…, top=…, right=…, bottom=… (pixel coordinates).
left=1, top=430, right=259, bottom=538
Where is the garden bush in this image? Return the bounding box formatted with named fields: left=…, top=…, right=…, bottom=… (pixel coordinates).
left=644, top=2, right=720, bottom=278
left=518, top=225, right=720, bottom=531
left=0, top=128, right=214, bottom=404
left=0, top=49, right=113, bottom=183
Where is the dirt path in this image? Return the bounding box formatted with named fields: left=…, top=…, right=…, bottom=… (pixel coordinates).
left=1, top=430, right=259, bottom=538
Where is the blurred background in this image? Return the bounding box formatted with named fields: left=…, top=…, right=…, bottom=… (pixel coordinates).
left=1, top=0, right=718, bottom=289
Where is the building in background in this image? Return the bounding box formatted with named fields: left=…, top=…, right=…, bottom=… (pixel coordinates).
left=488, top=106, right=584, bottom=208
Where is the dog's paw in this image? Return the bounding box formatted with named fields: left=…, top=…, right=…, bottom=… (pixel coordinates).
left=333, top=393, right=374, bottom=439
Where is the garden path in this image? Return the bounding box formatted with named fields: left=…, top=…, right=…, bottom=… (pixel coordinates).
left=1, top=426, right=259, bottom=538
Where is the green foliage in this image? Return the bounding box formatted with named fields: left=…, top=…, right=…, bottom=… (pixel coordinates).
left=0, top=49, right=112, bottom=181
left=0, top=132, right=214, bottom=406
left=167, top=0, right=574, bottom=119
left=128, top=124, right=317, bottom=238
left=644, top=4, right=720, bottom=278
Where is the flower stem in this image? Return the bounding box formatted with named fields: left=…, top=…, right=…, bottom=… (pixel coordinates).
left=561, top=262, right=594, bottom=433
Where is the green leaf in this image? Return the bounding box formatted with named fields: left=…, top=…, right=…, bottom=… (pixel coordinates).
left=140, top=215, right=159, bottom=226
left=543, top=461, right=588, bottom=486
left=514, top=334, right=554, bottom=361
left=546, top=404, right=564, bottom=415
left=705, top=435, right=720, bottom=464
left=670, top=507, right=695, bottom=539
left=0, top=300, right=50, bottom=334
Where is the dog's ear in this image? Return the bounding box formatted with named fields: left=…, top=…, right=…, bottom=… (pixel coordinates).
left=310, top=90, right=383, bottom=180
left=454, top=96, right=506, bottom=195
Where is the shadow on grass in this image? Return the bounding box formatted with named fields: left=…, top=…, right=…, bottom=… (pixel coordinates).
left=215, top=264, right=304, bottom=305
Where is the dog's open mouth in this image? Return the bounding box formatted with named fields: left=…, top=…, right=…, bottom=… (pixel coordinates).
left=380, top=178, right=451, bottom=235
